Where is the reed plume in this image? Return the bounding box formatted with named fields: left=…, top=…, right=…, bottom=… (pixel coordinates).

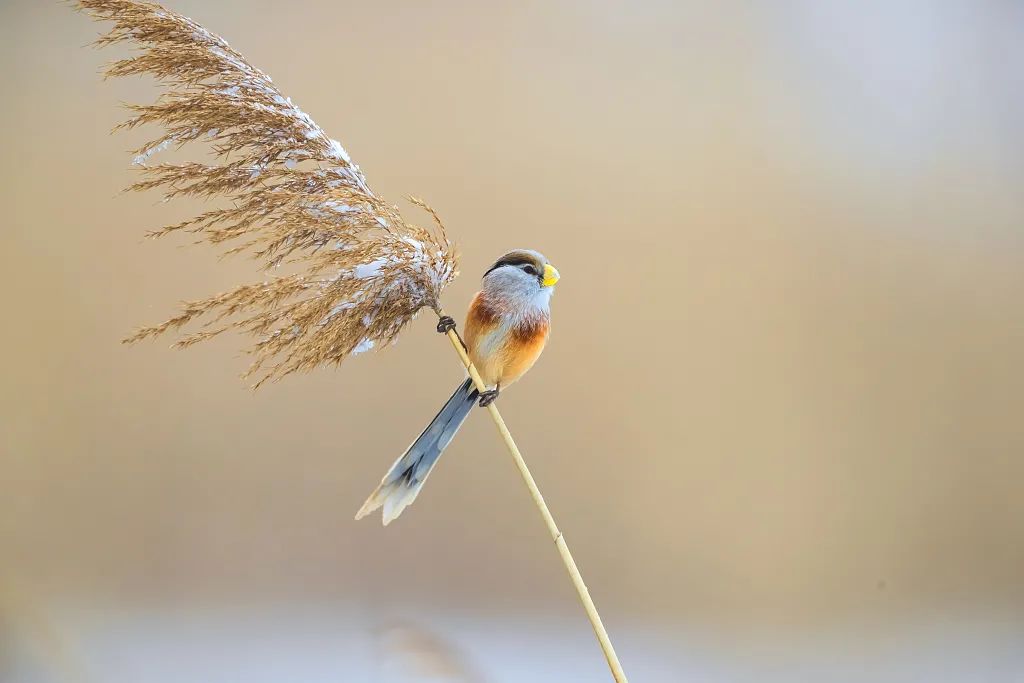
left=77, top=0, right=457, bottom=386
left=76, top=3, right=629, bottom=680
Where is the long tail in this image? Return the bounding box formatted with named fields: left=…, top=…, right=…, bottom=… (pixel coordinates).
left=356, top=378, right=478, bottom=525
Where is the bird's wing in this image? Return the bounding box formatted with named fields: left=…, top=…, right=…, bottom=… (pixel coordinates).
left=78, top=0, right=458, bottom=385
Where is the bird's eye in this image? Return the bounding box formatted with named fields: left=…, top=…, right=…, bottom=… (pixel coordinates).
left=521, top=264, right=538, bottom=276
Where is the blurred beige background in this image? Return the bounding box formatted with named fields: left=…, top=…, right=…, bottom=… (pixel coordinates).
left=2, top=0, right=1023, bottom=680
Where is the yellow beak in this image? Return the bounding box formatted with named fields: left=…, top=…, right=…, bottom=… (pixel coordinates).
left=542, top=263, right=560, bottom=287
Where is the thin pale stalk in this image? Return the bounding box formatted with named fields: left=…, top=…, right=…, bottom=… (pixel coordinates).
left=437, top=311, right=629, bottom=683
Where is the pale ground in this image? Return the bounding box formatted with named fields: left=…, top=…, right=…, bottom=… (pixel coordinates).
left=4, top=603, right=1023, bottom=682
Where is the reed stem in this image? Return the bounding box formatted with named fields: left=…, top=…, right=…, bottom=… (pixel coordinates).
left=437, top=312, right=628, bottom=683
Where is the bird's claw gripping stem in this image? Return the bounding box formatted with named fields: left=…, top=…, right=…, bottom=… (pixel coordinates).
left=478, top=388, right=499, bottom=408
left=436, top=315, right=456, bottom=334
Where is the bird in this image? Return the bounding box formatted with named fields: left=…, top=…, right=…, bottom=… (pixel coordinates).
left=356, top=249, right=560, bottom=525
left=73, top=2, right=556, bottom=524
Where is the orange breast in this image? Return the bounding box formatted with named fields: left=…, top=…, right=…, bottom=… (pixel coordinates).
left=496, top=322, right=549, bottom=386
left=464, top=292, right=550, bottom=387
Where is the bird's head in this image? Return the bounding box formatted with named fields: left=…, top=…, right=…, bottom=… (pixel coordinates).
left=482, top=249, right=560, bottom=305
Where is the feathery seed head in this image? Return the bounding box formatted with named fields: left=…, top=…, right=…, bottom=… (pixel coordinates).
left=77, top=0, right=459, bottom=386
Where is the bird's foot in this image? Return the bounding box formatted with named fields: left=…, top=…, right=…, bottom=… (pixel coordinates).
left=436, top=315, right=456, bottom=334
left=478, top=388, right=499, bottom=408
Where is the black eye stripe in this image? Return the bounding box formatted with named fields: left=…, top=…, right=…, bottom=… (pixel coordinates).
left=483, top=255, right=540, bottom=277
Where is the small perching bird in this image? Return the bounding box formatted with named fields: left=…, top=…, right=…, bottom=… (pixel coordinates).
left=77, top=0, right=561, bottom=523
left=357, top=250, right=559, bottom=524
left=76, top=0, right=457, bottom=387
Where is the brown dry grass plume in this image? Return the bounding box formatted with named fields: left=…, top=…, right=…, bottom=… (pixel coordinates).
left=76, top=0, right=459, bottom=387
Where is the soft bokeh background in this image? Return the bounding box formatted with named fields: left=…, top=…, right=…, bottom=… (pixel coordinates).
left=2, top=0, right=1023, bottom=681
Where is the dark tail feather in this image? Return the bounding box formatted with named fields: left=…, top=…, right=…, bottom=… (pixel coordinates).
left=356, top=378, right=478, bottom=525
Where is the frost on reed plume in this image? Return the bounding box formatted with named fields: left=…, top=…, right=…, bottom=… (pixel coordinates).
left=77, top=0, right=458, bottom=386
